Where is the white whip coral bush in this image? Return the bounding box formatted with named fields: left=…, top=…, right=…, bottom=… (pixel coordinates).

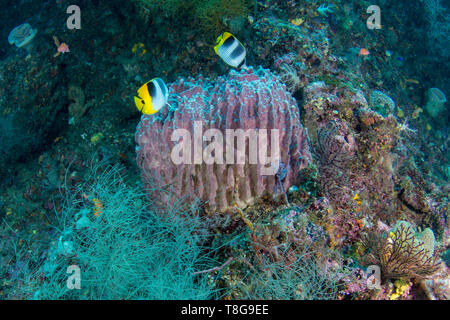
left=242, top=255, right=342, bottom=300
left=22, top=164, right=217, bottom=300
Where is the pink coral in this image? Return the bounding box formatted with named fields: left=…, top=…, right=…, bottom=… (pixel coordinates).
left=135, top=67, right=311, bottom=213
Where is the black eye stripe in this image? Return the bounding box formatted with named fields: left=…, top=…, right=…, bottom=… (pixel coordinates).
left=148, top=81, right=157, bottom=97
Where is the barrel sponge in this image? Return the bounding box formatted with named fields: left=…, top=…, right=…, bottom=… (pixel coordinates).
left=8, top=23, right=37, bottom=48
left=424, top=88, right=447, bottom=118
left=135, top=66, right=311, bottom=213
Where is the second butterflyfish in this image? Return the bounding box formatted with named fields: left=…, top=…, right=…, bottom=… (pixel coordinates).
left=214, top=32, right=247, bottom=69
left=134, top=78, right=169, bottom=115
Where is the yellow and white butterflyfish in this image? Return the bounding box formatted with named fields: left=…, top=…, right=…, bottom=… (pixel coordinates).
left=134, top=78, right=169, bottom=115
left=214, top=32, right=247, bottom=69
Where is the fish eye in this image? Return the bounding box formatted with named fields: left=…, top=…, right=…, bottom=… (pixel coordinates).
left=142, top=100, right=145, bottom=104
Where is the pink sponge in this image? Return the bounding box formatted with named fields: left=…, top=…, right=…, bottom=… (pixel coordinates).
left=135, top=66, right=310, bottom=212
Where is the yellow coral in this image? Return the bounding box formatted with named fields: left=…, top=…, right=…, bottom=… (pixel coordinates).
left=132, top=42, right=146, bottom=56
left=90, top=132, right=104, bottom=144
left=412, top=107, right=423, bottom=119
left=290, top=18, right=304, bottom=26
left=390, top=279, right=411, bottom=300
left=390, top=292, right=400, bottom=300
left=353, top=193, right=361, bottom=205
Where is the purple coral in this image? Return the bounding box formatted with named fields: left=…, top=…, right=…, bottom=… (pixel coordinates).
left=314, top=120, right=356, bottom=170
left=313, top=120, right=356, bottom=202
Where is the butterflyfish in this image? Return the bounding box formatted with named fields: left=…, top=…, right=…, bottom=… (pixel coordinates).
left=214, top=32, right=247, bottom=69
left=134, top=78, right=169, bottom=115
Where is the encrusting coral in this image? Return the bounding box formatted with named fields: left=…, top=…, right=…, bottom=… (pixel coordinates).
left=67, top=85, right=95, bottom=124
